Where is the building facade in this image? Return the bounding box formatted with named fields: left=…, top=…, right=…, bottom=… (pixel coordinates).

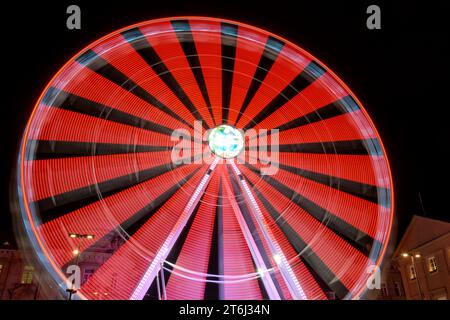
left=378, top=216, right=450, bottom=300
left=3, top=216, right=449, bottom=300
left=0, top=244, right=49, bottom=300
left=0, top=234, right=124, bottom=300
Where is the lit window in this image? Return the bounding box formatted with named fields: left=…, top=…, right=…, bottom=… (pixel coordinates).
left=394, top=282, right=403, bottom=296
left=21, top=265, right=34, bottom=284
left=381, top=283, right=389, bottom=296
left=427, top=257, right=438, bottom=273
left=409, top=265, right=417, bottom=280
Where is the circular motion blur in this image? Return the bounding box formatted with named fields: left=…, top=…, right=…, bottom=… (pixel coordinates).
left=17, top=17, right=393, bottom=300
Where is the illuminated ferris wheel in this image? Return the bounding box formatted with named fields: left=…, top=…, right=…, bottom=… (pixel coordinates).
left=16, top=17, right=393, bottom=300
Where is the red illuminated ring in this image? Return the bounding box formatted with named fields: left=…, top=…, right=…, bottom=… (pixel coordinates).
left=17, top=17, right=394, bottom=300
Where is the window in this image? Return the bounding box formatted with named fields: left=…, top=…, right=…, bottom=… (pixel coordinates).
left=381, top=283, right=389, bottom=296
left=427, top=257, right=438, bottom=273
left=0, top=264, right=3, bottom=274
left=21, top=265, right=34, bottom=284
left=409, top=265, right=417, bottom=280
left=394, top=282, right=403, bottom=296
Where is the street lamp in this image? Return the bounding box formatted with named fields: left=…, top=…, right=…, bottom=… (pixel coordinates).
left=400, top=251, right=424, bottom=299
left=66, top=233, right=95, bottom=300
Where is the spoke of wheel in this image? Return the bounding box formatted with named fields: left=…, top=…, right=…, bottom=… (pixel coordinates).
left=223, top=164, right=282, bottom=300
left=130, top=157, right=220, bottom=300
left=229, top=161, right=307, bottom=300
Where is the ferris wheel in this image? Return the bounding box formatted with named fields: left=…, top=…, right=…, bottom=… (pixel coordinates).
left=16, top=17, right=393, bottom=300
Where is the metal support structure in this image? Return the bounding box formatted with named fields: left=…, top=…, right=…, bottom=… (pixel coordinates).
left=155, top=273, right=161, bottom=300
left=160, top=263, right=167, bottom=300
left=229, top=161, right=307, bottom=300
left=130, top=158, right=220, bottom=300
left=222, top=170, right=282, bottom=300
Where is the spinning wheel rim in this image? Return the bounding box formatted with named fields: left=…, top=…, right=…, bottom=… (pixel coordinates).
left=17, top=16, right=394, bottom=300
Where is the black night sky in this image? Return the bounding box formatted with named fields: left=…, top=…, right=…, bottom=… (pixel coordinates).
left=0, top=0, right=448, bottom=248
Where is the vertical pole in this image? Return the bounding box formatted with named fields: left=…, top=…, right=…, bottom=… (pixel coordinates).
left=411, top=255, right=424, bottom=299
left=216, top=183, right=225, bottom=300
left=155, top=273, right=161, bottom=300
left=130, top=158, right=219, bottom=300
left=160, top=263, right=167, bottom=300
